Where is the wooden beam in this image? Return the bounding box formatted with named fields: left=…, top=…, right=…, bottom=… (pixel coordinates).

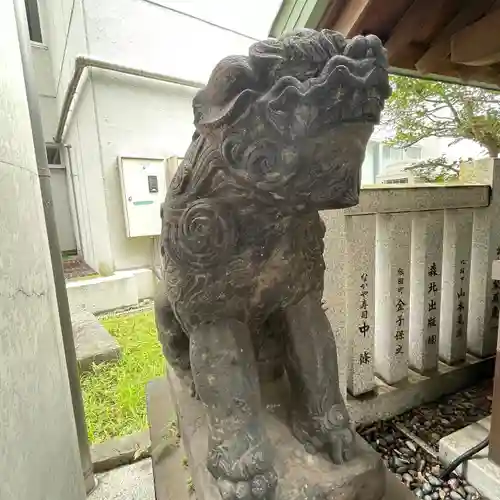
left=320, top=0, right=414, bottom=42
left=431, top=58, right=500, bottom=87
left=331, top=0, right=374, bottom=37
left=451, top=9, right=500, bottom=66
left=385, top=0, right=459, bottom=68
left=357, top=0, right=414, bottom=42
left=416, top=0, right=496, bottom=74
left=318, top=0, right=347, bottom=30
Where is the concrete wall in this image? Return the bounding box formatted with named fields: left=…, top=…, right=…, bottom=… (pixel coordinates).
left=0, top=1, right=85, bottom=499
left=63, top=81, right=114, bottom=273
left=80, top=0, right=262, bottom=270
left=31, top=27, right=78, bottom=254
left=92, top=72, right=197, bottom=269
left=31, top=41, right=57, bottom=140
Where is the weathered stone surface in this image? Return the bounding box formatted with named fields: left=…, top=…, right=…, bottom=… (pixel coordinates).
left=147, top=377, right=192, bottom=500
left=89, top=459, right=155, bottom=500
left=440, top=417, right=500, bottom=500
left=149, top=377, right=416, bottom=500
left=91, top=430, right=150, bottom=473
left=169, top=370, right=385, bottom=500
left=348, top=354, right=494, bottom=426
left=154, top=28, right=391, bottom=498
left=71, top=306, right=121, bottom=372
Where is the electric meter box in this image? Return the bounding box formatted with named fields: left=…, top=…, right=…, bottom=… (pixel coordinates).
left=118, top=156, right=168, bottom=238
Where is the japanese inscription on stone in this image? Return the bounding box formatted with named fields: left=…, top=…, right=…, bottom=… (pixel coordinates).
left=491, top=246, right=500, bottom=335
left=395, top=268, right=406, bottom=355
left=427, top=262, right=439, bottom=346
left=456, top=259, right=467, bottom=338
left=359, top=273, right=371, bottom=365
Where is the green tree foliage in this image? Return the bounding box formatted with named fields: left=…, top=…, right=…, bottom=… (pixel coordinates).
left=383, top=75, right=500, bottom=180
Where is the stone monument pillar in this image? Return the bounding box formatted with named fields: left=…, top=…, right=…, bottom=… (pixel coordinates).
left=155, top=29, right=391, bottom=500
left=0, top=2, right=86, bottom=500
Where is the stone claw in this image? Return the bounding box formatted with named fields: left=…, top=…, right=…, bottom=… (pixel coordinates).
left=292, top=403, right=357, bottom=465
left=327, top=426, right=355, bottom=464
left=217, top=470, right=277, bottom=500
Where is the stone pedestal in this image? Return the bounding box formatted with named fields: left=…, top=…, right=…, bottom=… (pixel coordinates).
left=164, top=370, right=386, bottom=500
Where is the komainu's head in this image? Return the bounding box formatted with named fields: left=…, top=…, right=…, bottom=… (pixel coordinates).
left=192, top=29, right=391, bottom=211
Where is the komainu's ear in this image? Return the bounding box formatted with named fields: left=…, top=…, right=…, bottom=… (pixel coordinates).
left=193, top=55, right=259, bottom=131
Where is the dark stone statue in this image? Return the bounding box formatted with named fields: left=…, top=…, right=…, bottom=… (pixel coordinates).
left=155, top=29, right=390, bottom=500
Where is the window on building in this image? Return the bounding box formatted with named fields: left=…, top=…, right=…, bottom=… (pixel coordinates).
left=46, top=145, right=61, bottom=165
left=405, top=146, right=422, bottom=160
left=382, top=145, right=422, bottom=164
left=25, top=0, right=43, bottom=43
left=383, top=178, right=409, bottom=184
left=382, top=145, right=404, bottom=163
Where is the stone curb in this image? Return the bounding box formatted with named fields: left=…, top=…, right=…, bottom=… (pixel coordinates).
left=91, top=430, right=151, bottom=473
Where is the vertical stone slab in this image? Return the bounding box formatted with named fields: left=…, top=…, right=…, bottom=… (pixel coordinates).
left=375, top=214, right=411, bottom=384
left=439, top=209, right=472, bottom=364
left=409, top=212, right=444, bottom=373
left=489, top=260, right=500, bottom=465
left=468, top=159, right=500, bottom=357
left=0, top=2, right=86, bottom=499
left=322, top=210, right=348, bottom=398
left=346, top=215, right=376, bottom=396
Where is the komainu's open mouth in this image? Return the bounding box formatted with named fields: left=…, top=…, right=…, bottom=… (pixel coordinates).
left=257, top=31, right=391, bottom=130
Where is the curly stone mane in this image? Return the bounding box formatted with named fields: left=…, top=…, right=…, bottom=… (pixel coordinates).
left=162, top=30, right=390, bottom=283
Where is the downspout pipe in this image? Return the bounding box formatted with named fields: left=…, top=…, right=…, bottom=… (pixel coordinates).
left=64, top=144, right=84, bottom=255
left=54, top=56, right=205, bottom=144
left=13, top=0, right=96, bottom=494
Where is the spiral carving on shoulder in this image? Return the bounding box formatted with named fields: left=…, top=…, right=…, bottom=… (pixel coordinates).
left=164, top=199, right=236, bottom=271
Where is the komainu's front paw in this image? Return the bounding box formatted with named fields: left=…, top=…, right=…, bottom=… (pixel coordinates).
left=292, top=403, right=356, bottom=465
left=207, top=431, right=277, bottom=499
left=217, top=471, right=278, bottom=500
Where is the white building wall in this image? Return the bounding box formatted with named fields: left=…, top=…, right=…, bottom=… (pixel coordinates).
left=92, top=72, right=198, bottom=269
left=38, top=0, right=88, bottom=108
left=83, top=0, right=259, bottom=82
left=0, top=1, right=85, bottom=499
left=31, top=42, right=57, bottom=140
left=63, top=82, right=115, bottom=273
left=39, top=0, right=281, bottom=272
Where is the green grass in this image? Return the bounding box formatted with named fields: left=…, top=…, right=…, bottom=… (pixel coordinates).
left=80, top=311, right=165, bottom=444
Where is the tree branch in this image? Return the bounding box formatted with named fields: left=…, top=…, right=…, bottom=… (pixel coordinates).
left=441, top=94, right=461, bottom=124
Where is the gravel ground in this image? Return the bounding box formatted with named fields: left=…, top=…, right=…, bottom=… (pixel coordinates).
left=63, top=255, right=98, bottom=280
left=359, top=380, right=493, bottom=500
left=393, top=380, right=492, bottom=451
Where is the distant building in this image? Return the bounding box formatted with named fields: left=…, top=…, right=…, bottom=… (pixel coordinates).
left=361, top=129, right=484, bottom=185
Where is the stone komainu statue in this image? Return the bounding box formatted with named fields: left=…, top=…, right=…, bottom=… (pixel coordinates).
left=155, top=29, right=390, bottom=500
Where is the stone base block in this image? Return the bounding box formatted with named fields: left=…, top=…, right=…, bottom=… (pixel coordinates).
left=166, top=369, right=386, bottom=500
left=67, top=271, right=139, bottom=314
left=71, top=306, right=121, bottom=372
left=439, top=417, right=500, bottom=500
left=147, top=376, right=417, bottom=500
left=91, top=430, right=150, bottom=473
